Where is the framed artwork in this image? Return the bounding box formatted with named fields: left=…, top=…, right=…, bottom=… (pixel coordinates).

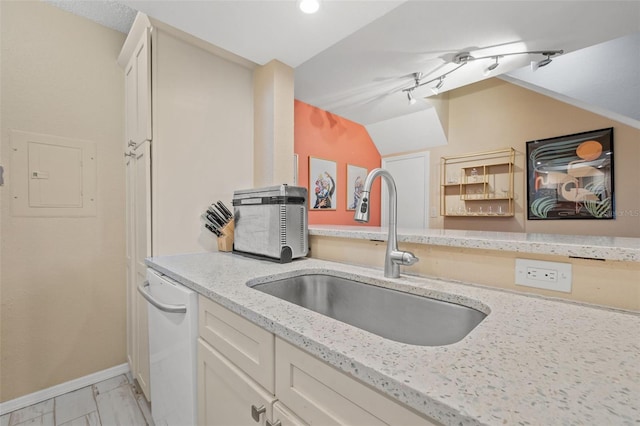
left=309, top=157, right=337, bottom=210
left=346, top=164, right=367, bottom=211
left=526, top=127, right=614, bottom=220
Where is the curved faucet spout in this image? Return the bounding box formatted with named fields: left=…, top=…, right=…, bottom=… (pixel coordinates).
left=353, top=168, right=418, bottom=278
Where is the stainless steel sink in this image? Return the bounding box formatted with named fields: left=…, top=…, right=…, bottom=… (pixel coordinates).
left=248, top=273, right=487, bottom=346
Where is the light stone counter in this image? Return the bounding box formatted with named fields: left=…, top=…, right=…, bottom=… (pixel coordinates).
left=147, top=252, right=640, bottom=426
left=309, top=225, right=640, bottom=262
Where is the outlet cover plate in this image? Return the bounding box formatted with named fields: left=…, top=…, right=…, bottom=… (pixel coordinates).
left=515, top=258, right=572, bottom=293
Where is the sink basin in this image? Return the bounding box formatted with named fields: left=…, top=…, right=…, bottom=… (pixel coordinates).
left=248, top=273, right=487, bottom=346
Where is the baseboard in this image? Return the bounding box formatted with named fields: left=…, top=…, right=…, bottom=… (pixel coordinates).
left=0, top=363, right=130, bottom=415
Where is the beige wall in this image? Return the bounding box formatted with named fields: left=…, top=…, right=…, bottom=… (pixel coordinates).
left=150, top=26, right=255, bottom=256
left=310, top=236, right=640, bottom=311
left=428, top=79, right=640, bottom=237
left=253, top=60, right=295, bottom=187
left=1, top=1, right=126, bottom=402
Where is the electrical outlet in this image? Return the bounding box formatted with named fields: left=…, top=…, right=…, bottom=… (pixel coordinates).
left=515, top=259, right=572, bottom=293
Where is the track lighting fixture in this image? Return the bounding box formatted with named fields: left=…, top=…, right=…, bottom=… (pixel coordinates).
left=484, top=56, right=500, bottom=75
left=402, top=48, right=563, bottom=100
left=431, top=76, right=445, bottom=95
left=406, top=72, right=422, bottom=104
left=407, top=90, right=416, bottom=105
left=530, top=52, right=556, bottom=71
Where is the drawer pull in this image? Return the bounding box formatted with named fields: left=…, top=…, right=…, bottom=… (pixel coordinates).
left=251, top=404, right=266, bottom=422
left=266, top=420, right=281, bottom=426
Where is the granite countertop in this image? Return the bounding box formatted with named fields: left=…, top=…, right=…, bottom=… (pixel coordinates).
left=309, top=225, right=640, bottom=262
left=147, top=252, right=640, bottom=426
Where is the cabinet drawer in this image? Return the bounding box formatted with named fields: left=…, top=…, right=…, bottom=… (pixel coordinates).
left=198, top=340, right=276, bottom=426
left=275, top=337, right=439, bottom=426
left=199, top=295, right=275, bottom=392
left=273, top=401, right=308, bottom=426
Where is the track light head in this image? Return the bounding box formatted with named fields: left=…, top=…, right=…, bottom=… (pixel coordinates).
left=407, top=90, right=417, bottom=105
left=484, top=57, right=500, bottom=75
left=430, top=76, right=445, bottom=95
left=531, top=51, right=562, bottom=71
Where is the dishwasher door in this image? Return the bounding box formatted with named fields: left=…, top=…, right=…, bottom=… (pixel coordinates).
left=142, top=269, right=198, bottom=426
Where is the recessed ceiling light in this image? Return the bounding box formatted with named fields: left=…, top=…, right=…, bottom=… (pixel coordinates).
left=298, top=0, right=320, bottom=14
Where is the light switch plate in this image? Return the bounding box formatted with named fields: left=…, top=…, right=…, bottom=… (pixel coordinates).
left=515, top=258, right=572, bottom=293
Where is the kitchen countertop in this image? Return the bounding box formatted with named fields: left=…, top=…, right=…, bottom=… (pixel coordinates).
left=309, top=225, right=640, bottom=262
left=147, top=252, right=640, bottom=425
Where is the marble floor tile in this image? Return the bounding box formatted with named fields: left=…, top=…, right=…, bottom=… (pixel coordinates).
left=56, top=411, right=100, bottom=426
left=10, top=412, right=54, bottom=426
left=92, top=376, right=128, bottom=396
left=134, top=394, right=153, bottom=426
left=95, top=385, right=146, bottom=426
left=7, top=400, right=54, bottom=426
left=54, top=387, right=97, bottom=426
left=4, top=375, right=149, bottom=426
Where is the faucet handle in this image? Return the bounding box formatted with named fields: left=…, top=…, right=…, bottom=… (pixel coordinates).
left=391, top=251, right=419, bottom=266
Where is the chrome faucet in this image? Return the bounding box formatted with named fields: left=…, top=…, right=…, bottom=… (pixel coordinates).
left=354, top=168, right=419, bottom=278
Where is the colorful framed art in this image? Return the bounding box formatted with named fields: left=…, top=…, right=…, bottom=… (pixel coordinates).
left=309, top=157, right=337, bottom=210
left=526, top=128, right=614, bottom=220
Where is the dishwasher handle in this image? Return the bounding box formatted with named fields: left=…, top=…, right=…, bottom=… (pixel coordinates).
left=138, top=281, right=187, bottom=314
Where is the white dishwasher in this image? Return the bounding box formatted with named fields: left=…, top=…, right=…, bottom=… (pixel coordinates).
left=139, top=269, right=198, bottom=426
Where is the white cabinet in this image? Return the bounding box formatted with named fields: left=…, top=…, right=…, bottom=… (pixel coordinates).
left=133, top=140, right=152, bottom=399
left=124, top=138, right=152, bottom=400
left=122, top=22, right=153, bottom=402
left=120, top=9, right=258, bottom=406
left=275, top=338, right=437, bottom=426
left=124, top=27, right=151, bottom=148
left=197, top=296, right=275, bottom=426
left=198, top=340, right=276, bottom=426
left=197, top=296, right=438, bottom=426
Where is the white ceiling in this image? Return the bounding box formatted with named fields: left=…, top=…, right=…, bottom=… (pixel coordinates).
left=46, top=0, right=640, bottom=133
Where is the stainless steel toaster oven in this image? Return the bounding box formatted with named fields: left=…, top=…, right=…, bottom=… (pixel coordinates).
left=232, top=185, right=308, bottom=263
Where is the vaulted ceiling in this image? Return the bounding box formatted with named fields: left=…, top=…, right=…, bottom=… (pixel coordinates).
left=46, top=1, right=640, bottom=137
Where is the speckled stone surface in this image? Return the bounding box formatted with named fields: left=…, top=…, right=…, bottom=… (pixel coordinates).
left=309, top=225, right=640, bottom=262
left=147, top=252, right=640, bottom=425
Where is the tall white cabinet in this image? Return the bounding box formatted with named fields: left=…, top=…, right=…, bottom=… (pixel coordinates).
left=123, top=23, right=152, bottom=400
left=118, top=12, right=255, bottom=402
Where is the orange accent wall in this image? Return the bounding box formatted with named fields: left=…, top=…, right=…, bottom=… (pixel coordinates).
left=294, top=100, right=381, bottom=226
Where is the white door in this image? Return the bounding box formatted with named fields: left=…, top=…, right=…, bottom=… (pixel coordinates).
left=125, top=152, right=136, bottom=373
left=134, top=140, right=152, bottom=400
left=382, top=152, right=429, bottom=229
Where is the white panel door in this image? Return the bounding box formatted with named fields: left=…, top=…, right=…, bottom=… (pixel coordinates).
left=134, top=140, right=152, bottom=400
left=382, top=152, right=429, bottom=229
left=125, top=153, right=135, bottom=373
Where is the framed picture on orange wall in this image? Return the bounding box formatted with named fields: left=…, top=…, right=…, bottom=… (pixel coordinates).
left=346, top=164, right=367, bottom=211
left=309, top=157, right=337, bottom=210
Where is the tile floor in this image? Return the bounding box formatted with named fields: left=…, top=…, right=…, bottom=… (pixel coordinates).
left=1, top=374, right=153, bottom=426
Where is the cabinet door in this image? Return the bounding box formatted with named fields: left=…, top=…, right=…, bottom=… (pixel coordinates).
left=271, top=402, right=308, bottom=426
left=198, top=339, right=276, bottom=426
left=125, top=154, right=136, bottom=374
left=275, top=338, right=438, bottom=426
left=124, top=59, right=137, bottom=150
left=198, top=296, right=275, bottom=393
left=134, top=140, right=152, bottom=401
left=134, top=28, right=151, bottom=144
